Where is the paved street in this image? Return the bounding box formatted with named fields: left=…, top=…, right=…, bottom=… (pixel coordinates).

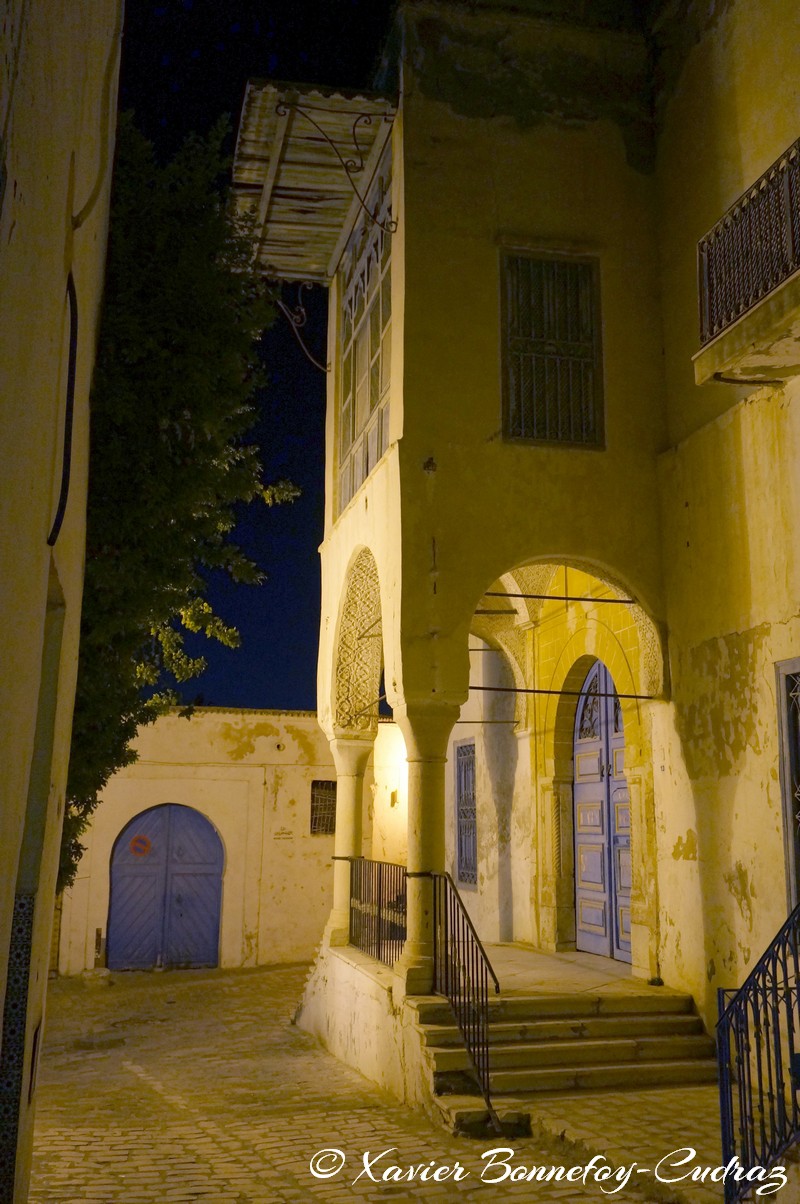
left=30, top=963, right=734, bottom=1203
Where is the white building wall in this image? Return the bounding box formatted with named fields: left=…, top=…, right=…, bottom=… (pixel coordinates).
left=59, top=708, right=338, bottom=974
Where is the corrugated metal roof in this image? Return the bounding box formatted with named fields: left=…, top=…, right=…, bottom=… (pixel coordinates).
left=232, top=81, right=396, bottom=283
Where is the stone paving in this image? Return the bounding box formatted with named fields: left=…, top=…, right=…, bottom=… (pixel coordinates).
left=28, top=963, right=782, bottom=1204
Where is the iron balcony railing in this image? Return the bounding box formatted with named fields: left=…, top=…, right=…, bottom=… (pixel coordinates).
left=348, top=856, right=407, bottom=968
left=433, top=871, right=501, bottom=1131
left=717, top=902, right=800, bottom=1202
left=698, top=136, right=800, bottom=345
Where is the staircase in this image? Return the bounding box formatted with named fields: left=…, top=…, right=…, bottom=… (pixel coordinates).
left=409, top=990, right=717, bottom=1135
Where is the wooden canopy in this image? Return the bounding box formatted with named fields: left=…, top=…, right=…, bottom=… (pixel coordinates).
left=232, top=81, right=396, bottom=284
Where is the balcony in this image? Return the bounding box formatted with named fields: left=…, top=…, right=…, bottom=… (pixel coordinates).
left=693, top=137, right=800, bottom=385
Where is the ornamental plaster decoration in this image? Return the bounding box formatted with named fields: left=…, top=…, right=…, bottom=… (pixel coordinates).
left=495, top=627, right=528, bottom=728
left=506, top=563, right=561, bottom=624
left=631, top=605, right=665, bottom=698
left=334, top=548, right=383, bottom=733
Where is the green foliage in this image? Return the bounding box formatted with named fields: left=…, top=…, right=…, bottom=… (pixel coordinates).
left=63, top=113, right=297, bottom=890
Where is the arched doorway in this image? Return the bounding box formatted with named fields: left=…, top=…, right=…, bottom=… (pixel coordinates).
left=573, top=661, right=631, bottom=962
left=107, top=804, right=223, bottom=970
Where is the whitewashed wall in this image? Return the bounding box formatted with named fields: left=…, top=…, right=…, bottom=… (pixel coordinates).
left=59, top=708, right=337, bottom=973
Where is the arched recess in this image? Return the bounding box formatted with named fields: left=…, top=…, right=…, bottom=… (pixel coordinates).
left=538, top=575, right=665, bottom=977
left=107, top=804, right=224, bottom=971
left=466, top=557, right=666, bottom=973
left=332, top=547, right=384, bottom=736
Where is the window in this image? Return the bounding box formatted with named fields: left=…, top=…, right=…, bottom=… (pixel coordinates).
left=455, top=742, right=477, bottom=885
left=310, top=781, right=337, bottom=835
left=777, top=659, right=800, bottom=908
left=338, top=150, right=392, bottom=513
left=502, top=252, right=603, bottom=447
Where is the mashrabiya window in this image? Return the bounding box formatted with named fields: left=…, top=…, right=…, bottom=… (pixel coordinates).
left=502, top=252, right=603, bottom=447
left=338, top=151, right=392, bottom=513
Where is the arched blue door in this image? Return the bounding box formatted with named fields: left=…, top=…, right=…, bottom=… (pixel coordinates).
left=573, top=662, right=632, bottom=962
left=107, top=804, right=223, bottom=970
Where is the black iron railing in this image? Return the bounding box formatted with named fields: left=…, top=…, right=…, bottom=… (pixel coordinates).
left=433, top=872, right=501, bottom=1130
left=348, top=856, right=407, bottom=968
left=698, top=136, right=800, bottom=344
left=717, top=902, right=800, bottom=1201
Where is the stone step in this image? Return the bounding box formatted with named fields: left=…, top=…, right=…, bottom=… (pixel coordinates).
left=430, top=1094, right=532, bottom=1139
left=429, top=1032, right=715, bottom=1073
left=409, top=991, right=695, bottom=1026
left=420, top=1011, right=706, bottom=1048
left=432, top=1082, right=721, bottom=1140
left=487, top=1057, right=718, bottom=1095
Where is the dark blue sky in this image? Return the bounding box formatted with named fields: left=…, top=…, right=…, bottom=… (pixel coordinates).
left=121, top=1, right=395, bottom=709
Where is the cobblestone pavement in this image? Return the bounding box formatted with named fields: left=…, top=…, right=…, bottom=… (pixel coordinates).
left=30, top=964, right=745, bottom=1204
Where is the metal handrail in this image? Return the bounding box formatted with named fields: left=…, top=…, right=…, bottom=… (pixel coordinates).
left=348, top=856, right=407, bottom=968
left=432, top=871, right=501, bottom=1131
left=345, top=857, right=501, bottom=1128
left=717, top=901, right=800, bottom=1202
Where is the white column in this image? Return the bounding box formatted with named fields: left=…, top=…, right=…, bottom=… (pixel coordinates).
left=326, top=735, right=374, bottom=946
left=392, top=700, right=459, bottom=995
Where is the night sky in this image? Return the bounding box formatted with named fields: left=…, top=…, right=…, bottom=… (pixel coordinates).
left=119, top=1, right=396, bottom=711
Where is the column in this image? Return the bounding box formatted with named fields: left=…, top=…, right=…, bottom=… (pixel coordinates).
left=392, top=700, right=460, bottom=996
left=326, top=735, right=374, bottom=946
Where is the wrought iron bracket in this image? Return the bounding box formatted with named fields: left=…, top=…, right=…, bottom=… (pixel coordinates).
left=276, top=100, right=397, bottom=236
left=270, top=280, right=329, bottom=373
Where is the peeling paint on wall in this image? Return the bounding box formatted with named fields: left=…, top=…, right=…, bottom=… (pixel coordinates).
left=405, top=11, right=655, bottom=170
left=674, top=624, right=769, bottom=779
left=650, top=0, right=737, bottom=117
left=724, top=860, right=755, bottom=931
left=219, top=720, right=279, bottom=761
left=672, top=829, right=697, bottom=860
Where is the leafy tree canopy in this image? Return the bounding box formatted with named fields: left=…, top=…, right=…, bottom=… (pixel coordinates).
left=63, top=112, right=296, bottom=889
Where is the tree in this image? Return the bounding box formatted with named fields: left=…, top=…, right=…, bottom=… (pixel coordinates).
left=63, top=113, right=295, bottom=889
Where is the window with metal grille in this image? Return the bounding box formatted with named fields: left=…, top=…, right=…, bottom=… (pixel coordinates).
left=310, top=781, right=337, bottom=835
left=502, top=252, right=603, bottom=447
left=455, top=742, right=477, bottom=885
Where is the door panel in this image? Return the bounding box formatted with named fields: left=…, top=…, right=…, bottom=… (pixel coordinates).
left=107, top=804, right=223, bottom=971
left=107, top=806, right=169, bottom=970
left=574, top=662, right=632, bottom=963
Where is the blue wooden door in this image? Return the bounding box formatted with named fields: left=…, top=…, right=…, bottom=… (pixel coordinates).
left=107, top=805, right=223, bottom=970
left=573, top=662, right=631, bottom=962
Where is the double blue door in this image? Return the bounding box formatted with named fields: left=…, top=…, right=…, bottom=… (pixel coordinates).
left=107, top=804, right=223, bottom=970
left=573, top=662, right=632, bottom=962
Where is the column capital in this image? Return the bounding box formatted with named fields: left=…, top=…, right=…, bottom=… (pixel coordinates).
left=392, top=699, right=461, bottom=762
left=329, top=734, right=375, bottom=777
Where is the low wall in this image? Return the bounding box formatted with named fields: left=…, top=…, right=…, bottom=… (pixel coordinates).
left=296, top=943, right=432, bottom=1113
left=59, top=707, right=337, bottom=974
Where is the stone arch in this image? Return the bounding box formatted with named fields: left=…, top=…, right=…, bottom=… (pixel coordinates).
left=542, top=622, right=661, bottom=976
left=332, top=547, right=383, bottom=734
left=469, top=555, right=666, bottom=734
left=467, top=556, right=666, bottom=973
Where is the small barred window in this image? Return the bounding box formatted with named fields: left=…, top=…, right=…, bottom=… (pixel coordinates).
left=310, top=781, right=337, bottom=835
